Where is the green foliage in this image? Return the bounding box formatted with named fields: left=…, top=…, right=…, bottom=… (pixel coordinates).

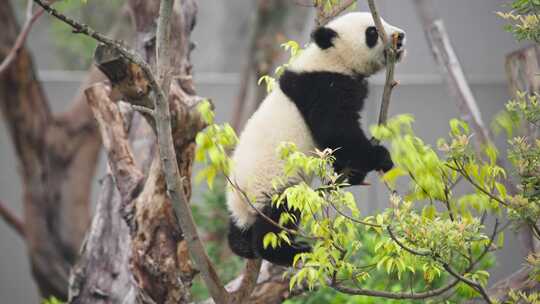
left=194, top=14, right=539, bottom=300
left=505, top=289, right=540, bottom=303
left=494, top=92, right=540, bottom=239
left=48, top=1, right=124, bottom=69
left=194, top=91, right=514, bottom=300
left=195, top=100, right=238, bottom=189
left=195, top=106, right=501, bottom=302
left=314, top=0, right=357, bottom=13
left=42, top=297, right=63, bottom=304
left=257, top=38, right=304, bottom=93
left=498, top=0, right=540, bottom=42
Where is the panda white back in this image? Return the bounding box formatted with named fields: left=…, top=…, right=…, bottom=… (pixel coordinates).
left=227, top=87, right=315, bottom=228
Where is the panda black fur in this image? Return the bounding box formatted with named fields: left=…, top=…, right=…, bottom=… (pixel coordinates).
left=227, top=12, right=406, bottom=266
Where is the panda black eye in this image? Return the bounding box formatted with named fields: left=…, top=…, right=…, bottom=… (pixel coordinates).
left=365, top=26, right=379, bottom=48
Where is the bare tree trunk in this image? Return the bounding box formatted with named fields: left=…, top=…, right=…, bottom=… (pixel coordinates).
left=68, top=113, right=154, bottom=304
left=67, top=0, right=203, bottom=302
left=232, top=0, right=309, bottom=131
left=0, top=1, right=102, bottom=299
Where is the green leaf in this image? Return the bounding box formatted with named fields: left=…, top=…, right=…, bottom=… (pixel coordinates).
left=263, top=232, right=277, bottom=249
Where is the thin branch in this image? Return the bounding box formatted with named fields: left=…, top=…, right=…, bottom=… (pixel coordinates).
left=367, top=0, right=399, bottom=134
left=0, top=199, right=25, bottom=237
left=387, top=226, right=431, bottom=257
left=331, top=277, right=460, bottom=300
left=225, top=175, right=318, bottom=240
left=442, top=264, right=493, bottom=304
left=32, top=0, right=160, bottom=106
left=326, top=199, right=382, bottom=228
left=130, top=104, right=154, bottom=116
left=388, top=222, right=497, bottom=304
left=315, top=0, right=356, bottom=26
left=152, top=0, right=228, bottom=302
left=448, top=161, right=508, bottom=207
left=367, top=0, right=389, bottom=46
left=0, top=0, right=45, bottom=75
left=228, top=259, right=262, bottom=303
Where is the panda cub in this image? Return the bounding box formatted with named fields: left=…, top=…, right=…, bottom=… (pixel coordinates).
left=227, top=12, right=406, bottom=266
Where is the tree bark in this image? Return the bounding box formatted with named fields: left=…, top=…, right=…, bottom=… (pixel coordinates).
left=69, top=0, right=204, bottom=302
left=231, top=0, right=309, bottom=131
left=0, top=1, right=102, bottom=299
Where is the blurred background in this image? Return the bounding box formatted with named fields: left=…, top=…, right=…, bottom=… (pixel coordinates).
left=0, top=0, right=530, bottom=302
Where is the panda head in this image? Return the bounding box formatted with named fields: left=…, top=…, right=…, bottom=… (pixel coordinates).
left=291, top=12, right=406, bottom=77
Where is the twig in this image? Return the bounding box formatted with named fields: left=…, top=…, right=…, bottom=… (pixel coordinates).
left=367, top=0, right=399, bottom=136
left=228, top=259, right=262, bottom=303
left=315, top=0, right=356, bottom=26
left=388, top=221, right=496, bottom=304
left=327, top=200, right=381, bottom=228
left=442, top=264, right=493, bottom=304
left=448, top=161, right=508, bottom=207
left=367, top=0, right=389, bottom=46
left=0, top=0, right=45, bottom=75
left=32, top=0, right=160, bottom=106
left=131, top=104, right=154, bottom=116
left=331, top=278, right=460, bottom=300
left=0, top=199, right=25, bottom=237
left=387, top=226, right=431, bottom=257
left=225, top=175, right=318, bottom=240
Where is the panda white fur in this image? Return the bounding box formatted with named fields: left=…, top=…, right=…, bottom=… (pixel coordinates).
left=227, top=12, right=406, bottom=266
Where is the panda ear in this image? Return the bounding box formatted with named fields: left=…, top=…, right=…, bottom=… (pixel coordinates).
left=311, top=26, right=338, bottom=49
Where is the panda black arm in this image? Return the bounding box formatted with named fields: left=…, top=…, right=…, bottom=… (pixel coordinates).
left=280, top=70, right=393, bottom=184
left=326, top=115, right=393, bottom=184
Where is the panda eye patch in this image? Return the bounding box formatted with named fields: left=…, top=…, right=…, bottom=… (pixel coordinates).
left=365, top=26, right=379, bottom=48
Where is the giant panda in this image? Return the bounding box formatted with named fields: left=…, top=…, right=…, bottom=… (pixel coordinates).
left=227, top=12, right=406, bottom=267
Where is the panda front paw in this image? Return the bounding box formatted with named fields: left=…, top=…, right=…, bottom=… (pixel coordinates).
left=372, top=145, right=393, bottom=172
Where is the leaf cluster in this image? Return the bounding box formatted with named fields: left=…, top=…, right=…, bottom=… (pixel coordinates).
left=498, top=0, right=540, bottom=42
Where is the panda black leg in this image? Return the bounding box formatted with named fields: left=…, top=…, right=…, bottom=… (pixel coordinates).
left=251, top=204, right=311, bottom=266
left=228, top=219, right=257, bottom=259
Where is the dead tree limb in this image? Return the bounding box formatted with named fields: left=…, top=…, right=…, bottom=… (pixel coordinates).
left=412, top=0, right=490, bottom=147
left=0, top=199, right=25, bottom=237
left=0, top=0, right=45, bottom=75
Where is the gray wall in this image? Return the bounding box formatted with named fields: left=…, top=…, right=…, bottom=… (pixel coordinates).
left=0, top=1, right=529, bottom=303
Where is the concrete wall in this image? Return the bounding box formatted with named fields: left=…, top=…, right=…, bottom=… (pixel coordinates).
left=0, top=0, right=530, bottom=302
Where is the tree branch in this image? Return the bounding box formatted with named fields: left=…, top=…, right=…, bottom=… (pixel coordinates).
left=152, top=0, right=228, bottom=302
left=331, top=278, right=460, bottom=300
left=84, top=83, right=144, bottom=204
left=0, top=0, right=45, bottom=75
left=412, top=0, right=489, bottom=147
left=367, top=0, right=399, bottom=135
left=0, top=199, right=25, bottom=237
